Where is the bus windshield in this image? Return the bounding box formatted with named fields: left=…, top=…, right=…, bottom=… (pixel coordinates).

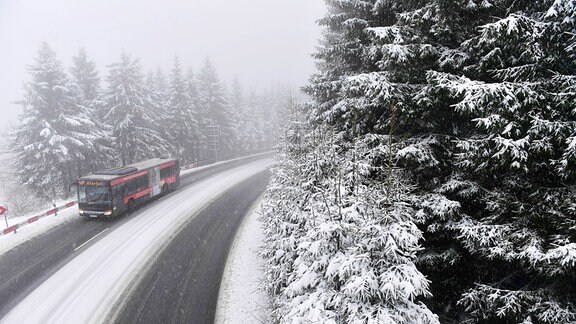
left=78, top=186, right=111, bottom=204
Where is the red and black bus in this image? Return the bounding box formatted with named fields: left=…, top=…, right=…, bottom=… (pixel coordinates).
left=75, top=158, right=180, bottom=218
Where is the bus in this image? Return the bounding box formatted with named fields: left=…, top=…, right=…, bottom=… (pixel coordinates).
left=75, top=158, right=180, bottom=219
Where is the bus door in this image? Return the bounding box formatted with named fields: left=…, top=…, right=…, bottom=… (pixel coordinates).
left=150, top=167, right=161, bottom=197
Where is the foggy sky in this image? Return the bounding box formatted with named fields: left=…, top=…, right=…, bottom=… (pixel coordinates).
left=0, top=0, right=326, bottom=130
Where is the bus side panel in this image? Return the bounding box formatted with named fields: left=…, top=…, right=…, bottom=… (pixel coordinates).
left=160, top=162, right=179, bottom=192
left=111, top=184, right=128, bottom=216
left=121, top=173, right=151, bottom=209
left=175, top=160, right=180, bottom=188
left=150, top=167, right=161, bottom=197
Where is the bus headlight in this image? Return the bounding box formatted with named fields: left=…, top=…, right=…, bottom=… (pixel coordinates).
left=104, top=210, right=112, bottom=216
left=79, top=210, right=85, bottom=215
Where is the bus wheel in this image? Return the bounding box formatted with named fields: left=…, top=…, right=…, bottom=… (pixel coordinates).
left=128, top=199, right=135, bottom=213
left=162, top=184, right=168, bottom=195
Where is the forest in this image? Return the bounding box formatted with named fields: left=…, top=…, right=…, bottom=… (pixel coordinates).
left=10, top=43, right=293, bottom=200
left=262, top=0, right=576, bottom=323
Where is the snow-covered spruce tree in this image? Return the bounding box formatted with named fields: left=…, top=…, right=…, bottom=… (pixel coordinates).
left=70, top=48, right=101, bottom=106
left=167, top=57, right=200, bottom=164
left=103, top=52, right=170, bottom=165
left=11, top=42, right=104, bottom=198
left=185, top=67, right=199, bottom=115
left=229, top=77, right=246, bottom=151
left=246, top=89, right=269, bottom=150
left=263, top=83, right=295, bottom=149
left=185, top=67, right=205, bottom=160
left=311, top=0, right=576, bottom=322
left=302, top=0, right=576, bottom=322
left=145, top=68, right=169, bottom=120
left=262, top=101, right=438, bottom=322
left=230, top=77, right=258, bottom=153
left=414, top=2, right=576, bottom=323
left=196, top=58, right=237, bottom=159
left=145, top=68, right=173, bottom=156
left=70, top=47, right=114, bottom=172
left=304, top=0, right=378, bottom=130
left=350, top=2, right=493, bottom=321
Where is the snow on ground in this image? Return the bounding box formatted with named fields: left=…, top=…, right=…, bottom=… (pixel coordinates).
left=0, top=205, right=79, bottom=256
left=0, top=154, right=273, bottom=322
left=0, top=191, right=273, bottom=324
left=2, top=159, right=273, bottom=323
left=216, top=195, right=271, bottom=324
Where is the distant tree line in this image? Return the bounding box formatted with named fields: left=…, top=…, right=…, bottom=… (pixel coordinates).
left=11, top=43, right=293, bottom=199
left=262, top=1, right=576, bottom=323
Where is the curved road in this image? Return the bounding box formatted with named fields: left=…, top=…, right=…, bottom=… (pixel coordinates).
left=0, top=157, right=271, bottom=323
left=112, top=171, right=268, bottom=323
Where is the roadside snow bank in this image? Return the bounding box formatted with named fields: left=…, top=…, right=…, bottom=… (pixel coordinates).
left=215, top=196, right=271, bottom=324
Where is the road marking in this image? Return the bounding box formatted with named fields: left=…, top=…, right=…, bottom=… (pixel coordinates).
left=74, top=228, right=109, bottom=252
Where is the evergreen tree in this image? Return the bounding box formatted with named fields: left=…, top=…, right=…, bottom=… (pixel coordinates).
left=304, top=0, right=377, bottom=129
left=302, top=0, right=576, bottom=322
left=145, top=68, right=172, bottom=157
left=196, top=58, right=236, bottom=159
left=11, top=42, right=103, bottom=198
left=262, top=102, right=438, bottom=323
left=416, top=2, right=576, bottom=322
left=185, top=68, right=204, bottom=160
left=230, top=77, right=245, bottom=150
left=267, top=83, right=297, bottom=149
left=70, top=47, right=113, bottom=172
left=230, top=76, right=263, bottom=152
left=103, top=52, right=170, bottom=165
left=167, top=56, right=200, bottom=164
left=70, top=47, right=101, bottom=105
left=245, top=89, right=267, bottom=150
left=185, top=67, right=199, bottom=113
left=145, top=68, right=169, bottom=118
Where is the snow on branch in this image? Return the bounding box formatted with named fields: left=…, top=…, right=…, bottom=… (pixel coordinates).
left=427, top=70, right=538, bottom=116
left=546, top=0, right=576, bottom=25
left=396, top=137, right=441, bottom=171
left=459, top=283, right=576, bottom=323
left=366, top=26, right=414, bottom=44
left=475, top=14, right=546, bottom=42
left=458, top=284, right=542, bottom=322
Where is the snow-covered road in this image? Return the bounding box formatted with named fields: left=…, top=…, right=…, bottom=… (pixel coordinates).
left=2, top=158, right=272, bottom=323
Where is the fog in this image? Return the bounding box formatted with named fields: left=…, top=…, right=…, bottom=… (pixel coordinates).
left=0, top=0, right=326, bottom=130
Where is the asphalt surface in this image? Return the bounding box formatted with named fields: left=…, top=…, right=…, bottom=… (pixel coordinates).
left=0, top=154, right=271, bottom=319
left=0, top=217, right=109, bottom=316
left=111, top=170, right=269, bottom=323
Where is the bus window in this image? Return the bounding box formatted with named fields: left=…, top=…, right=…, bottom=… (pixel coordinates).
left=114, top=183, right=126, bottom=198
left=160, top=166, right=173, bottom=178
left=78, top=187, right=87, bottom=202
left=78, top=186, right=111, bottom=204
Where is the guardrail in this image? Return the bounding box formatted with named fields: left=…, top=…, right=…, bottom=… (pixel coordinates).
left=1, top=201, right=76, bottom=236
left=0, top=151, right=275, bottom=237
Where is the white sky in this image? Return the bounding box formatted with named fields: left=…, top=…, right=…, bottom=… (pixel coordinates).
left=0, top=0, right=326, bottom=130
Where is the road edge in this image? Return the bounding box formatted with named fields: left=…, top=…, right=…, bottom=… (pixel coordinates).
left=215, top=194, right=271, bottom=324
